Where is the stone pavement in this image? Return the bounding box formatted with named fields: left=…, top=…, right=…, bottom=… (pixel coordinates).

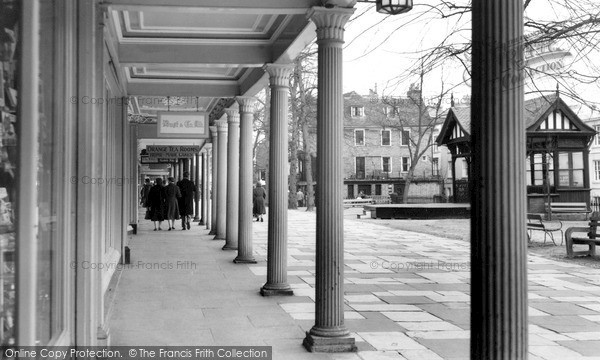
left=109, top=209, right=600, bottom=360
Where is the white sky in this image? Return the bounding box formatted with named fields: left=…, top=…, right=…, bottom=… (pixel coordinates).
left=342, top=1, right=600, bottom=114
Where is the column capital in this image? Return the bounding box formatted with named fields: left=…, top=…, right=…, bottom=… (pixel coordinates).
left=215, top=119, right=229, bottom=132
left=308, top=7, right=354, bottom=44
left=209, top=125, right=218, bottom=136
left=264, top=64, right=294, bottom=88
left=236, top=96, right=257, bottom=114
left=224, top=108, right=240, bottom=124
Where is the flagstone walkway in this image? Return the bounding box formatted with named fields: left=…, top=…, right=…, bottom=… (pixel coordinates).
left=109, top=208, right=600, bottom=360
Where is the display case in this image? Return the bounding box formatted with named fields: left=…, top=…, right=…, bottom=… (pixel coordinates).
left=0, top=0, right=18, bottom=346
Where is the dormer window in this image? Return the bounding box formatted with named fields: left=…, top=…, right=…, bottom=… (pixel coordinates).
left=351, top=106, right=365, bottom=117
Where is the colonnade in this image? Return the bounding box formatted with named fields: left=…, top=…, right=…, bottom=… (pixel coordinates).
left=138, top=2, right=528, bottom=356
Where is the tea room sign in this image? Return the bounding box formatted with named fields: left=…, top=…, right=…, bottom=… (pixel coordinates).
left=157, top=111, right=208, bottom=138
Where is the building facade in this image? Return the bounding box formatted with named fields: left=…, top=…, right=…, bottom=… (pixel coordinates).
left=342, top=90, right=443, bottom=202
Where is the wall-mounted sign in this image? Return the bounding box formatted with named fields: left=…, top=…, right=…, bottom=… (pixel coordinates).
left=146, top=145, right=200, bottom=159
left=157, top=111, right=208, bottom=138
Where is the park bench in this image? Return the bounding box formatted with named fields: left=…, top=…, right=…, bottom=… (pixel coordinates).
left=344, top=198, right=374, bottom=208
left=526, top=213, right=563, bottom=245
left=546, top=202, right=591, bottom=219
left=565, top=211, right=600, bottom=258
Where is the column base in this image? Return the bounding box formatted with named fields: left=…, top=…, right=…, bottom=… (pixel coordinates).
left=302, top=332, right=356, bottom=353
left=233, top=256, right=257, bottom=264
left=222, top=244, right=237, bottom=250
left=209, top=229, right=217, bottom=235
left=260, top=284, right=294, bottom=297
left=213, top=234, right=225, bottom=240
left=193, top=216, right=200, bottom=222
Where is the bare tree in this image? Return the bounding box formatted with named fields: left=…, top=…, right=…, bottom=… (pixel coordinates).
left=349, top=0, right=600, bottom=109
left=289, top=47, right=318, bottom=211
left=377, top=69, right=452, bottom=203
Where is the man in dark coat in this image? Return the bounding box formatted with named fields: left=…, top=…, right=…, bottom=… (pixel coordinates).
left=145, top=177, right=166, bottom=231
left=177, top=171, right=197, bottom=230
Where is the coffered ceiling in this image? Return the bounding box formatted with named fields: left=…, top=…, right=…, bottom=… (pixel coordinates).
left=104, top=0, right=326, bottom=121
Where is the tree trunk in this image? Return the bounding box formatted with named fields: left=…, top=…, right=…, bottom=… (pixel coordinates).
left=403, top=168, right=414, bottom=204
left=302, top=121, right=315, bottom=211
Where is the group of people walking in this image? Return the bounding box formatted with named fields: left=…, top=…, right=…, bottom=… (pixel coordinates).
left=141, top=177, right=269, bottom=229
left=141, top=172, right=197, bottom=231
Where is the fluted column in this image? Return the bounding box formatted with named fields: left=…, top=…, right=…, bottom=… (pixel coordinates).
left=203, top=147, right=211, bottom=229
left=214, top=120, right=228, bottom=240
left=303, top=7, right=356, bottom=353
left=209, top=127, right=218, bottom=235
left=195, top=152, right=201, bottom=222
left=179, top=159, right=184, bottom=180
left=223, top=108, right=240, bottom=250
left=471, top=1, right=527, bottom=359
left=174, top=159, right=179, bottom=181
left=260, top=64, right=294, bottom=296
left=235, top=97, right=257, bottom=263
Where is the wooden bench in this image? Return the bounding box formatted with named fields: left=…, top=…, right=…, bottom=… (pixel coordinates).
left=527, top=213, right=563, bottom=245
left=546, top=202, right=591, bottom=219
left=343, top=198, right=374, bottom=208
left=565, top=212, right=600, bottom=258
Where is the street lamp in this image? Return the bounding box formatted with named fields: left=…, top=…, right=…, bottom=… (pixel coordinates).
left=374, top=0, right=413, bottom=15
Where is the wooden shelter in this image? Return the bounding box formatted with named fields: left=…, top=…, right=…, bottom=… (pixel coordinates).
left=436, top=94, right=596, bottom=210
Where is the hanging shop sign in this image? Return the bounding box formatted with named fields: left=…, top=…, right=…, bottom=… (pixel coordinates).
left=146, top=145, right=200, bottom=159
left=140, top=155, right=176, bottom=164
left=157, top=111, right=208, bottom=138
left=524, top=33, right=572, bottom=77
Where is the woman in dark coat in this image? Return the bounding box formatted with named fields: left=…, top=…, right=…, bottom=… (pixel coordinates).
left=253, top=182, right=266, bottom=222
left=177, top=171, right=197, bottom=230
left=164, top=177, right=181, bottom=230
left=145, top=177, right=166, bottom=231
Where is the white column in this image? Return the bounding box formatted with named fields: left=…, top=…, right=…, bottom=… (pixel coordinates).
left=194, top=152, right=201, bottom=222
left=215, top=120, right=228, bottom=240
left=209, top=126, right=218, bottom=235
left=303, top=6, right=356, bottom=353
left=235, top=97, right=257, bottom=263
left=203, top=146, right=211, bottom=229
left=260, top=64, right=294, bottom=296
left=471, top=0, right=528, bottom=358
left=223, top=108, right=240, bottom=250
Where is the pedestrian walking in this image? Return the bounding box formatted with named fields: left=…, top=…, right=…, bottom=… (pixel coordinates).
left=296, top=189, right=304, bottom=207
left=177, top=171, right=197, bottom=230
left=145, top=177, right=166, bottom=231
left=140, top=178, right=152, bottom=207
left=164, top=176, right=181, bottom=231
left=253, top=182, right=266, bottom=222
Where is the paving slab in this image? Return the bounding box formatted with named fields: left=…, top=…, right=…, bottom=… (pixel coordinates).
left=110, top=208, right=600, bottom=359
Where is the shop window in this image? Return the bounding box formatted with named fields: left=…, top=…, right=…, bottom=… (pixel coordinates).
left=381, top=129, right=391, bottom=146
left=462, top=159, right=468, bottom=178
left=558, top=152, right=584, bottom=187
left=354, top=129, right=365, bottom=146
left=526, top=152, right=554, bottom=187
left=0, top=0, right=19, bottom=345
left=375, top=184, right=382, bottom=195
